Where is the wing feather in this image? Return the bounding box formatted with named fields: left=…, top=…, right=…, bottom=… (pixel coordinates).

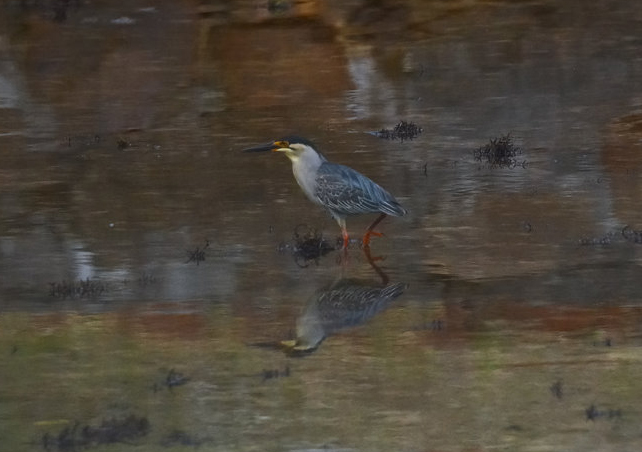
left=314, top=163, right=406, bottom=217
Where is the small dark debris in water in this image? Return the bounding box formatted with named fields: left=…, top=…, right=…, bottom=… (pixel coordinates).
left=585, top=404, right=622, bottom=422
left=622, top=225, right=642, bottom=244
left=11, top=345, right=18, bottom=355
left=116, top=137, right=131, bottom=150
left=522, top=221, right=532, bottom=233
left=160, top=430, right=208, bottom=448
left=585, top=404, right=598, bottom=421
left=63, top=134, right=101, bottom=148
left=579, top=227, right=642, bottom=247
left=262, top=365, right=290, bottom=382
left=42, top=415, right=149, bottom=451
left=474, top=134, right=525, bottom=168
left=48, top=278, right=106, bottom=300
left=137, top=273, right=158, bottom=286
left=370, top=121, right=423, bottom=141
left=279, top=224, right=335, bottom=267
left=186, top=240, right=210, bottom=265
left=550, top=380, right=563, bottom=400
left=578, top=232, right=616, bottom=246
left=153, top=369, right=190, bottom=392
left=165, top=368, right=190, bottom=389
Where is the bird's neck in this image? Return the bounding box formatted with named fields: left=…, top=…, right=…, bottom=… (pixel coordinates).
left=290, top=151, right=324, bottom=202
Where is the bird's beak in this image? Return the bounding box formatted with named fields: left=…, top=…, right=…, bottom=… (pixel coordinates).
left=243, top=142, right=277, bottom=153
left=243, top=140, right=290, bottom=153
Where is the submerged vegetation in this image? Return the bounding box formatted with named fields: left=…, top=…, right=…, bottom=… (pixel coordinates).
left=164, top=368, right=190, bottom=389
left=42, top=415, right=149, bottom=451
left=585, top=404, right=622, bottom=421
left=369, top=121, right=423, bottom=141
left=474, top=134, right=525, bottom=168
left=186, top=239, right=210, bottom=265
left=48, top=279, right=106, bottom=300
left=279, top=224, right=336, bottom=267
left=621, top=225, right=642, bottom=244
left=578, top=225, right=642, bottom=246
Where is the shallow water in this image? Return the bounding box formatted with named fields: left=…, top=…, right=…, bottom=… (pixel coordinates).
left=1, top=1, right=642, bottom=451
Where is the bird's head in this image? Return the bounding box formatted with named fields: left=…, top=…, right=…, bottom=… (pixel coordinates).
left=243, top=136, right=326, bottom=163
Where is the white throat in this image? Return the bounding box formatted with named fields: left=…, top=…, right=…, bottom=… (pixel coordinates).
left=288, top=145, right=325, bottom=202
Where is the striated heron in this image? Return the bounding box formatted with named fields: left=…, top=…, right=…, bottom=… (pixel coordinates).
left=244, top=136, right=406, bottom=249
left=280, top=279, right=406, bottom=354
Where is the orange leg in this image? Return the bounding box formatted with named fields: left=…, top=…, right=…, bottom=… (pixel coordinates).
left=341, top=227, right=350, bottom=250
left=363, top=213, right=387, bottom=247
left=337, top=218, right=350, bottom=250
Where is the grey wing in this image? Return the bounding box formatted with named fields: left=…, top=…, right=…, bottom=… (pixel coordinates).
left=315, top=282, right=405, bottom=329
left=314, top=163, right=406, bottom=216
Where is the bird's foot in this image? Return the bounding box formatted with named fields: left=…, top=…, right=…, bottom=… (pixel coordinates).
left=362, top=230, right=384, bottom=247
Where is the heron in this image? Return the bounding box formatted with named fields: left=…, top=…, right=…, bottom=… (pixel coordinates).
left=244, top=136, right=406, bottom=249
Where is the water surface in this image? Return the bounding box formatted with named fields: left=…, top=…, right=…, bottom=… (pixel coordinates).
left=1, top=1, right=642, bottom=451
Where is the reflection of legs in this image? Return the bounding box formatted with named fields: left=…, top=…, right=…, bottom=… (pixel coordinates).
left=363, top=213, right=387, bottom=247
left=363, top=245, right=388, bottom=285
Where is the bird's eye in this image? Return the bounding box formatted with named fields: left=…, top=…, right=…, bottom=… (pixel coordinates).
left=275, top=141, right=289, bottom=148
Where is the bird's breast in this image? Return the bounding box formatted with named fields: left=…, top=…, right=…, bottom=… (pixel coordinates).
left=292, top=163, right=323, bottom=205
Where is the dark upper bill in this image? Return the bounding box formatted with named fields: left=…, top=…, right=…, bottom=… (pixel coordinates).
left=243, top=140, right=289, bottom=153
left=243, top=141, right=277, bottom=152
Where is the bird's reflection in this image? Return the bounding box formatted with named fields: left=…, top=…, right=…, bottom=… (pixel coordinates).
left=280, top=277, right=405, bottom=356
left=251, top=236, right=405, bottom=356
left=274, top=245, right=404, bottom=355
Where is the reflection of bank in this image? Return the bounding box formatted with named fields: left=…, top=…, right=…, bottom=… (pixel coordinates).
left=281, top=277, right=405, bottom=356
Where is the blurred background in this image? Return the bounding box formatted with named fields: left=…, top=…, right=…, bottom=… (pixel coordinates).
left=1, top=1, right=642, bottom=451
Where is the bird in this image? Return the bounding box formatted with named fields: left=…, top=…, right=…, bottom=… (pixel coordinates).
left=280, top=279, right=406, bottom=354
left=244, top=136, right=406, bottom=249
